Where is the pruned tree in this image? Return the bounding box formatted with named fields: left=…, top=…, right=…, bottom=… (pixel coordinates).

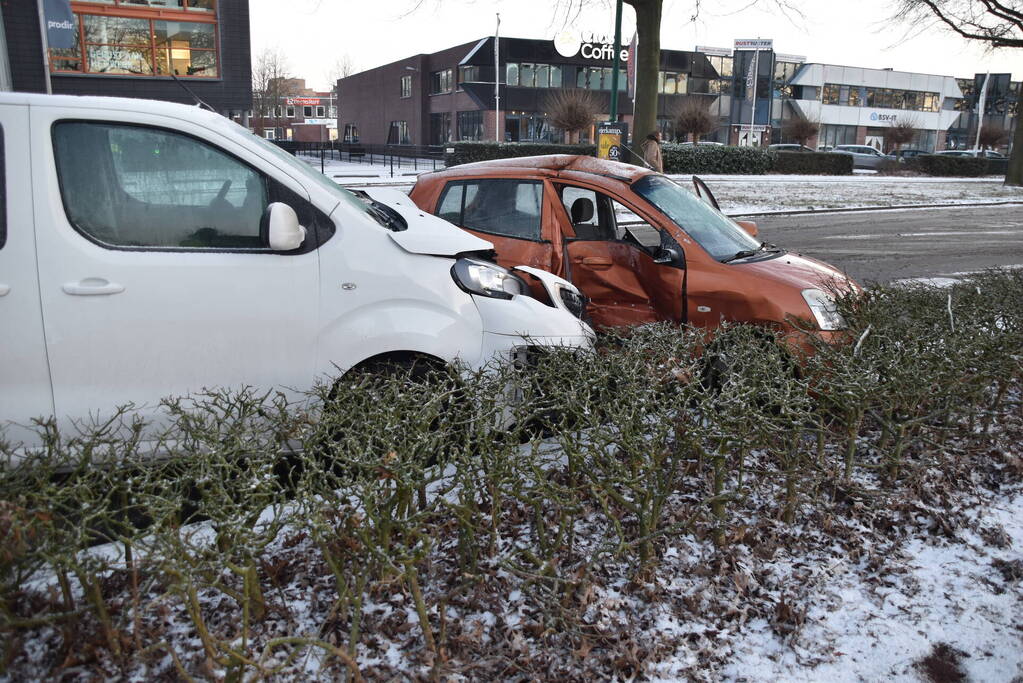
left=782, top=115, right=820, bottom=147
left=545, top=88, right=602, bottom=143
left=885, top=118, right=918, bottom=157
left=893, top=0, right=1022, bottom=183
left=673, top=96, right=716, bottom=142
left=978, top=122, right=1010, bottom=151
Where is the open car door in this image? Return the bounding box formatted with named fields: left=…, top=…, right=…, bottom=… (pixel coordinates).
left=558, top=184, right=685, bottom=329
left=692, top=176, right=720, bottom=210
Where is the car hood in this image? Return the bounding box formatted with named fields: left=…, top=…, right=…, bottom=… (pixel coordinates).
left=363, top=187, right=493, bottom=257
left=738, top=251, right=860, bottom=295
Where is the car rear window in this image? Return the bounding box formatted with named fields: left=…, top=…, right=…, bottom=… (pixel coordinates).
left=437, top=179, right=543, bottom=241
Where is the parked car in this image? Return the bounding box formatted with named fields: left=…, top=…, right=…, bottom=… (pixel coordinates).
left=0, top=94, right=593, bottom=447
left=934, top=149, right=1006, bottom=159
left=893, top=148, right=930, bottom=160
left=817, top=145, right=834, bottom=152
left=832, top=145, right=896, bottom=169
left=768, top=144, right=815, bottom=153
left=677, top=141, right=725, bottom=146
left=409, top=155, right=857, bottom=344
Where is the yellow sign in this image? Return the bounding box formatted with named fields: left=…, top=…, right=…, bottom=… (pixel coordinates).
left=597, top=122, right=629, bottom=162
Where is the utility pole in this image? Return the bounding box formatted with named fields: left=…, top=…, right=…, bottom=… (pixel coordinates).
left=974, top=71, right=990, bottom=152
left=494, top=13, right=501, bottom=142
left=608, top=0, right=623, bottom=121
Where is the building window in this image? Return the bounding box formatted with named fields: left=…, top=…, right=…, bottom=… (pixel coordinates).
left=343, top=124, right=359, bottom=143
left=430, top=68, right=453, bottom=95
left=400, top=74, right=412, bottom=98
left=50, top=8, right=219, bottom=78
left=819, top=124, right=857, bottom=148
left=303, top=106, right=313, bottom=118
left=822, top=83, right=840, bottom=105
left=329, top=106, right=337, bottom=118
left=658, top=71, right=687, bottom=95
left=457, top=111, right=484, bottom=141
left=706, top=55, right=733, bottom=78
left=316, top=106, right=325, bottom=117
left=506, top=63, right=563, bottom=88
left=388, top=121, right=411, bottom=145
left=430, top=112, right=451, bottom=145
left=458, top=65, right=480, bottom=88
left=286, top=106, right=295, bottom=118
left=577, top=66, right=626, bottom=91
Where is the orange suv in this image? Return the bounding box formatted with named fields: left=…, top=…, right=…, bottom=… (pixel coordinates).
left=409, top=155, right=857, bottom=342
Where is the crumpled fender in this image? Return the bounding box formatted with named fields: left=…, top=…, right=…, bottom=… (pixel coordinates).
left=363, top=187, right=493, bottom=256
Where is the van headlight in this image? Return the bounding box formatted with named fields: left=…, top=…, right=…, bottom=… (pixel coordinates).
left=558, top=286, right=587, bottom=319
left=451, top=258, right=526, bottom=300
left=801, top=288, right=846, bottom=331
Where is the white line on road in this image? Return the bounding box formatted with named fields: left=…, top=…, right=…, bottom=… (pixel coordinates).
left=822, top=230, right=1021, bottom=240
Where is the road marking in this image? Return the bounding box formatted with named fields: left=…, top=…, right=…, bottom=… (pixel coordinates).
left=822, top=230, right=1021, bottom=240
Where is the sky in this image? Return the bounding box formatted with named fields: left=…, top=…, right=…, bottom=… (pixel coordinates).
left=250, top=0, right=1023, bottom=91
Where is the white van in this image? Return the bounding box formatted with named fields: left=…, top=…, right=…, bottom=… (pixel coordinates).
left=0, top=94, right=592, bottom=446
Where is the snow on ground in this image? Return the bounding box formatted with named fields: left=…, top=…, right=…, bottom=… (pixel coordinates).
left=296, top=154, right=1023, bottom=216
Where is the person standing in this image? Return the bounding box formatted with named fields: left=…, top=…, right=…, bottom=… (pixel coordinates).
left=641, top=131, right=663, bottom=172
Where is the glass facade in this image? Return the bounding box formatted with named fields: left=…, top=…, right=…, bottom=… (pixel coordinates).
left=576, top=66, right=625, bottom=91
left=49, top=4, right=218, bottom=78
left=822, top=83, right=940, bottom=112
left=506, top=62, right=563, bottom=88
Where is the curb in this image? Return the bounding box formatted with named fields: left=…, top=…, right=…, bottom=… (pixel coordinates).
left=728, top=200, right=1023, bottom=218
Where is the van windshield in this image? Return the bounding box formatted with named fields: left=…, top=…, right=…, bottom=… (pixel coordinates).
left=632, top=175, right=762, bottom=261
left=243, top=127, right=369, bottom=215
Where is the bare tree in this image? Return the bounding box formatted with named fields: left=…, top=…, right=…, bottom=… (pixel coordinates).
left=781, top=115, right=820, bottom=147
left=545, top=89, right=602, bottom=143
left=885, top=118, right=918, bottom=157
left=325, top=55, right=354, bottom=91
left=978, top=122, right=1010, bottom=151
left=671, top=96, right=716, bottom=142
left=893, top=0, right=1022, bottom=183
left=251, top=47, right=296, bottom=137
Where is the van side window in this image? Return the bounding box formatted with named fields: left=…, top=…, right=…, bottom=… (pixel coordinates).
left=53, top=122, right=269, bottom=250
left=437, top=179, right=542, bottom=241
left=0, top=126, right=5, bottom=250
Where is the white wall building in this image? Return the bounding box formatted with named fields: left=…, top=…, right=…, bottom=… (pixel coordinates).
left=788, top=64, right=964, bottom=151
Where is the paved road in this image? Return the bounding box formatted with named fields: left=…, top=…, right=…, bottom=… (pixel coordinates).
left=754, top=204, right=1023, bottom=284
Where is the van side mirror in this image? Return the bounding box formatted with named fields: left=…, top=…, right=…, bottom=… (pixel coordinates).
left=266, top=202, right=306, bottom=251
left=736, top=220, right=758, bottom=238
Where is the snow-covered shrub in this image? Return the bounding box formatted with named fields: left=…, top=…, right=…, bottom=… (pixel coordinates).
left=661, top=143, right=773, bottom=175
left=770, top=150, right=853, bottom=175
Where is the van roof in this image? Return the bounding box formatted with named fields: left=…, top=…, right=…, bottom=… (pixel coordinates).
left=0, top=91, right=237, bottom=134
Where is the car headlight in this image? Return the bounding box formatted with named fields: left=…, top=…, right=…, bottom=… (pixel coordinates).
left=801, top=288, right=846, bottom=330
left=558, top=285, right=587, bottom=319
left=451, top=258, right=526, bottom=300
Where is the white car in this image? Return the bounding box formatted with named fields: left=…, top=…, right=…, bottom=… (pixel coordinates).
left=0, top=93, right=593, bottom=447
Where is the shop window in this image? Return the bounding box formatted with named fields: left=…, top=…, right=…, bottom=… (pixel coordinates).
left=53, top=121, right=269, bottom=250
left=457, top=111, right=483, bottom=141
left=50, top=7, right=218, bottom=78
left=400, top=74, right=412, bottom=98
left=388, top=121, right=411, bottom=145
left=430, top=69, right=453, bottom=94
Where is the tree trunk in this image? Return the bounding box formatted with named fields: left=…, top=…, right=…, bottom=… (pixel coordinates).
left=1006, top=109, right=1023, bottom=186
left=627, top=0, right=663, bottom=150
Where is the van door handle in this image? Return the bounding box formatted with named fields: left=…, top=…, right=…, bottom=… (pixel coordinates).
left=579, top=256, right=613, bottom=269
left=0, top=284, right=9, bottom=297
left=62, top=278, right=125, bottom=296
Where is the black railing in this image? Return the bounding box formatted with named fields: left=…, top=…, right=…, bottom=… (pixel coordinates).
left=271, top=140, right=447, bottom=177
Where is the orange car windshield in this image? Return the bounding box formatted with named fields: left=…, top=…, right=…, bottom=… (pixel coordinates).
left=633, top=176, right=762, bottom=261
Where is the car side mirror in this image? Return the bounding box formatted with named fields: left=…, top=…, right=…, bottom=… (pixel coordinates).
left=266, top=202, right=306, bottom=251
left=653, top=247, right=681, bottom=265
left=736, top=220, right=758, bottom=238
